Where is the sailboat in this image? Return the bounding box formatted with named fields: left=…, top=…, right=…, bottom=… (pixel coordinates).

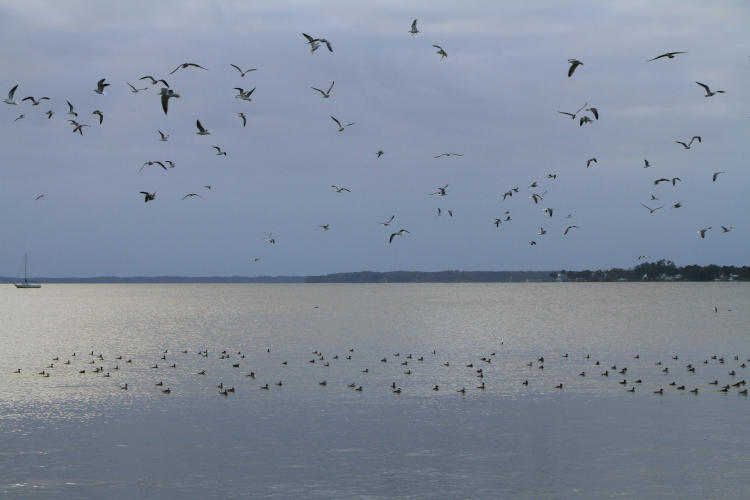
left=15, top=254, right=41, bottom=288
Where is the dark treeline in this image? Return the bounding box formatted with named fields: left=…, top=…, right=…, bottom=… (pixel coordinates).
left=563, top=260, right=749, bottom=282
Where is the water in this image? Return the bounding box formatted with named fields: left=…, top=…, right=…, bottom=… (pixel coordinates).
left=1, top=283, right=748, bottom=498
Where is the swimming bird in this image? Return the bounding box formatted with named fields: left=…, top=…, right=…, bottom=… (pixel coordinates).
left=676, top=136, right=701, bottom=149
left=22, top=96, right=49, bottom=106
left=433, top=44, right=447, bottom=59
left=641, top=203, right=663, bottom=214
left=331, top=185, right=350, bottom=193
left=170, top=62, right=207, bottom=74
left=92, top=110, right=103, bottom=124
left=126, top=82, right=148, bottom=93
left=195, top=120, right=210, bottom=135
left=4, top=84, right=18, bottom=105
left=157, top=130, right=169, bottom=141
left=159, top=88, right=180, bottom=114
left=389, top=229, right=409, bottom=243
left=698, top=227, right=712, bottom=239
left=238, top=112, right=246, bottom=127
left=93, top=78, right=110, bottom=95
left=712, top=171, right=725, bottom=182
left=696, top=81, right=724, bottom=97
left=648, top=51, right=686, bottom=61
left=563, top=225, right=579, bottom=235
left=586, top=158, right=597, bottom=168
left=409, top=19, right=419, bottom=35
left=230, top=64, right=256, bottom=77
left=429, top=184, right=448, bottom=196
left=182, top=193, right=202, bottom=200
left=45, top=110, right=54, bottom=119
left=567, top=59, right=583, bottom=77
left=140, top=191, right=156, bottom=203
left=212, top=146, right=227, bottom=156
left=378, top=215, right=395, bottom=226
left=311, top=81, right=334, bottom=98
left=330, top=116, right=354, bottom=131
left=234, top=87, right=255, bottom=101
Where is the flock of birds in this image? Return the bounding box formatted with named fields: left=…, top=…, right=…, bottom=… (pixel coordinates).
left=3, top=20, right=738, bottom=264
left=12, top=344, right=749, bottom=398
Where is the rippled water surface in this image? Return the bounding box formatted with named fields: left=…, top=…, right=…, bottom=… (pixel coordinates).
left=1, top=283, right=749, bottom=498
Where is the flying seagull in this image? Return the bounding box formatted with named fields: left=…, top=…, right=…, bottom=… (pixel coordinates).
left=389, top=229, right=409, bottom=243
left=265, top=233, right=275, bottom=244
left=331, top=185, right=350, bottom=193
left=586, top=158, right=597, bottom=168
left=586, top=107, right=599, bottom=120
left=238, top=112, right=247, bottom=127
left=376, top=150, right=384, bottom=158
left=697, top=227, right=711, bottom=239
left=45, top=110, right=53, bottom=119
left=433, top=45, right=447, bottom=59
left=14, top=114, right=24, bottom=121
left=563, top=225, right=580, bottom=235
left=165, top=160, right=175, bottom=169
left=159, top=88, right=180, bottom=114
left=158, top=130, right=169, bottom=141
left=429, top=184, right=448, bottom=196
left=641, top=203, right=663, bottom=214
left=721, top=226, right=733, bottom=233
left=93, top=78, right=110, bottom=95
left=648, top=51, right=686, bottom=61
left=212, top=146, right=227, bottom=156
left=695, top=81, right=725, bottom=97
left=675, top=136, right=701, bottom=149
left=544, top=207, right=554, bottom=217
left=538, top=227, right=547, bottom=235
left=66, top=100, right=78, bottom=117
left=558, top=102, right=587, bottom=119
left=672, top=202, right=682, bottom=209
left=68, top=120, right=89, bottom=135
left=139, top=161, right=167, bottom=172
left=22, top=96, right=49, bottom=106
left=234, top=87, right=255, bottom=101
left=126, top=82, right=148, bottom=93
left=319, top=224, right=330, bottom=230
left=302, top=33, right=320, bottom=52
left=3, top=84, right=18, bottom=105
left=434, top=152, right=463, bottom=158
left=195, top=120, right=210, bottom=135
left=409, top=19, right=419, bottom=35
left=643, top=159, right=651, bottom=168
left=92, top=110, right=103, bottom=124
left=712, top=171, right=725, bottom=182
left=170, top=62, right=207, bottom=74
left=311, top=81, right=334, bottom=98
left=567, top=59, right=583, bottom=77
left=140, top=191, right=156, bottom=203
left=579, top=116, right=592, bottom=126
left=139, top=76, right=169, bottom=87
left=182, top=193, right=202, bottom=200
left=378, top=215, right=395, bottom=226
left=35, top=194, right=45, bottom=200
left=330, top=116, right=354, bottom=131
left=637, top=255, right=650, bottom=260
left=230, top=64, right=256, bottom=77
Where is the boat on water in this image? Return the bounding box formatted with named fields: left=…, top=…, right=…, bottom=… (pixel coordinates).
left=15, top=254, right=41, bottom=288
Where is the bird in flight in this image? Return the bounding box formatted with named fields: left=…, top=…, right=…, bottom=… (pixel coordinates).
left=158, top=130, right=169, bottom=141
left=170, top=62, right=207, bottom=74
left=695, top=81, right=725, bottom=97
left=672, top=202, right=682, bottom=209
left=3, top=84, right=18, bottom=105
left=195, top=120, right=210, bottom=135
left=653, top=177, right=680, bottom=186
left=586, top=107, right=599, bottom=120
left=433, top=45, right=448, bottom=59
left=66, top=100, right=78, bottom=117
left=230, top=64, right=256, bottom=77
left=182, top=193, right=202, bottom=200
left=45, top=110, right=54, bottom=119
left=579, top=116, right=592, bottom=126
left=92, top=110, right=104, bottom=124
left=302, top=34, right=332, bottom=52
left=378, top=215, right=395, bottom=226
left=434, top=152, right=463, bottom=158
left=126, top=82, right=148, bottom=93
left=139, top=161, right=167, bottom=172
left=586, top=158, right=597, bottom=168
left=712, top=171, right=725, bottom=182
left=14, top=114, right=24, bottom=121
left=331, top=185, right=351, bottom=193
left=429, top=184, right=448, bottom=196
left=140, top=76, right=169, bottom=87
left=265, top=233, right=276, bottom=244
left=319, top=224, right=330, bottom=230
left=643, top=159, right=651, bottom=168
left=330, top=116, right=354, bottom=131
left=234, top=87, right=255, bottom=101
left=675, top=136, right=701, bottom=149
left=547, top=173, right=557, bottom=179
left=697, top=227, right=712, bottom=239
left=159, top=88, right=180, bottom=115
left=648, top=51, right=686, bottom=61
left=637, top=255, right=650, bottom=260
left=558, top=102, right=587, bottom=120
left=93, top=78, right=110, bottom=95
left=544, top=207, right=554, bottom=217
left=68, top=120, right=90, bottom=135
left=311, top=81, right=334, bottom=98
left=213, top=146, right=227, bottom=156
left=376, top=150, right=384, bottom=158
left=22, top=96, right=49, bottom=106
left=389, top=229, right=409, bottom=243
left=641, top=203, right=663, bottom=214
left=538, top=227, right=547, bottom=235
left=35, top=194, right=45, bottom=200
left=721, top=226, right=733, bottom=233
left=563, top=225, right=580, bottom=235
left=567, top=59, right=583, bottom=77
left=409, top=19, right=419, bottom=35
left=140, top=191, right=156, bottom=203
left=238, top=112, right=247, bottom=127
left=203, top=185, right=211, bottom=190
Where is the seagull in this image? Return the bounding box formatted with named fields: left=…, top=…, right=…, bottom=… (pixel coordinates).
left=376, top=150, right=384, bottom=158
left=302, top=33, right=320, bottom=52
left=653, top=177, right=680, bottom=186
left=311, top=81, right=334, bottom=98
left=238, top=112, right=247, bottom=127
left=547, top=174, right=557, bottom=179
left=530, top=241, right=537, bottom=246
left=44, top=110, right=53, bottom=119
left=158, top=130, right=169, bottom=141
left=558, top=102, right=587, bottom=119
left=579, top=116, right=592, bottom=126
left=66, top=100, right=78, bottom=117
left=331, top=185, right=351, bottom=193
left=165, top=160, right=175, bottom=169
left=721, top=226, right=733, bottom=233
left=586, top=107, right=599, bottom=120
left=378, top=215, right=395, bottom=226
left=648, top=51, right=686, bottom=61
left=637, top=255, right=650, bottom=260
left=434, top=152, right=463, bottom=158
left=93, top=78, right=110, bottom=95
left=140, top=191, right=156, bottom=203
left=139, top=161, right=167, bottom=172
left=643, top=159, right=651, bottom=168
left=3, top=84, right=18, bottom=104
left=139, top=76, right=169, bottom=87
left=234, top=87, right=255, bottom=101
left=641, top=203, right=663, bottom=214
left=409, top=19, right=419, bottom=34
left=389, top=229, right=409, bottom=243
left=92, top=110, right=103, bottom=124
left=538, top=227, right=547, bottom=235
left=676, top=136, right=701, bottom=149
left=319, top=224, right=330, bottom=230
left=432, top=44, right=447, bottom=59
left=203, top=185, right=211, bottom=190
left=544, top=207, right=554, bottom=217
left=170, top=62, right=207, bottom=74
left=650, top=194, right=659, bottom=200
left=68, top=120, right=90, bottom=135
left=35, top=194, right=45, bottom=200
left=230, top=64, right=256, bottom=77
left=14, top=114, right=24, bottom=121
left=494, top=219, right=502, bottom=227
left=182, top=193, right=202, bottom=200
left=126, top=81, right=148, bottom=93
left=696, top=81, right=725, bottom=97
left=21, top=96, right=49, bottom=106
left=159, top=88, right=180, bottom=114
left=712, top=171, right=725, bottom=182
left=567, top=59, right=583, bottom=77
left=330, top=116, right=354, bottom=131
left=195, top=120, right=210, bottom=135
left=698, top=227, right=712, bottom=239
left=529, top=193, right=544, bottom=204
left=429, top=184, right=448, bottom=196
left=586, top=158, right=597, bottom=168
left=563, top=225, right=579, bottom=235
left=265, top=233, right=276, bottom=244
left=212, top=146, right=227, bottom=156
left=252, top=257, right=261, bottom=262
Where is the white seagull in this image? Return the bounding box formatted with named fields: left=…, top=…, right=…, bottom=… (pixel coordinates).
left=409, top=19, right=419, bottom=35
left=126, top=82, right=148, bottom=93
left=234, top=87, right=255, bottom=101
left=170, top=62, right=207, bottom=74
left=93, top=78, right=110, bottom=95
left=695, top=81, right=725, bottom=97
left=3, top=84, right=18, bottom=105
left=230, top=64, right=256, bottom=77
left=330, top=116, right=354, bottom=131
left=195, top=120, right=210, bottom=135
left=389, top=229, right=409, bottom=243
left=238, top=112, right=247, bottom=127
left=158, top=130, right=169, bottom=141
left=311, top=81, right=334, bottom=98
left=22, top=96, right=49, bottom=106
left=432, top=44, right=447, bottom=59
left=212, top=146, right=227, bottom=156
left=159, top=88, right=180, bottom=115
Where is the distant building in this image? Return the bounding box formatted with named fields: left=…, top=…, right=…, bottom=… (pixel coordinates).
left=555, top=272, right=568, bottom=282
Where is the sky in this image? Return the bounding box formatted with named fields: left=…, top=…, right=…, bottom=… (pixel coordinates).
left=0, top=0, right=748, bottom=277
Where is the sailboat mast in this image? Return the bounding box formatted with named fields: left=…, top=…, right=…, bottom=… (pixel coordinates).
left=24, top=253, right=28, bottom=282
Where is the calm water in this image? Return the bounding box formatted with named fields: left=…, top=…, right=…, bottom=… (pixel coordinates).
left=1, top=283, right=748, bottom=499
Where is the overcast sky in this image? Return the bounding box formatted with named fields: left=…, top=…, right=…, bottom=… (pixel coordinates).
left=0, top=0, right=748, bottom=277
